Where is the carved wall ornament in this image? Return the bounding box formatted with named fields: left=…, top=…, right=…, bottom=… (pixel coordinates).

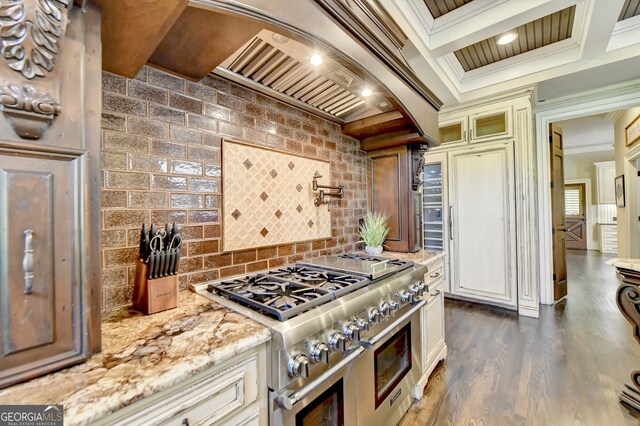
left=0, top=81, right=61, bottom=138
left=0, top=0, right=70, bottom=139
left=0, top=0, right=70, bottom=80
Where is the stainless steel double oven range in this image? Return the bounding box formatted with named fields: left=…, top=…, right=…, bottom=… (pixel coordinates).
left=193, top=253, right=429, bottom=426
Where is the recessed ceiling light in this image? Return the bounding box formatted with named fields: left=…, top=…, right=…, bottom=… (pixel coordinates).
left=310, top=53, right=324, bottom=66
left=361, top=88, right=372, bottom=97
left=379, top=101, right=388, bottom=108
left=272, top=33, right=289, bottom=44
left=497, top=32, right=518, bottom=45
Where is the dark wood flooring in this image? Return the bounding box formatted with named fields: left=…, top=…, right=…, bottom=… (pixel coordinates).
left=401, top=250, right=640, bottom=425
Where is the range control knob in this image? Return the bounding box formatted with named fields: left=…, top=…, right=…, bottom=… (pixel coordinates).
left=379, top=301, right=391, bottom=317
left=400, top=289, right=415, bottom=305
left=389, top=300, right=400, bottom=313
left=309, top=342, right=330, bottom=364
left=410, top=282, right=425, bottom=297
left=343, top=322, right=361, bottom=342
left=368, top=307, right=382, bottom=324
left=355, top=318, right=369, bottom=331
left=328, top=331, right=347, bottom=352
left=287, top=353, right=309, bottom=378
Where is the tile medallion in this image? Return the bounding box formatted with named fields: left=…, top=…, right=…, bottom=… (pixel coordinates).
left=223, top=140, right=331, bottom=251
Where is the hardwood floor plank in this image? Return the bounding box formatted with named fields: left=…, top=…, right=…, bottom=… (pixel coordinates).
left=401, top=251, right=640, bottom=425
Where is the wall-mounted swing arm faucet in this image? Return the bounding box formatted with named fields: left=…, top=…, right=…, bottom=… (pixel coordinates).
left=313, top=173, right=344, bottom=206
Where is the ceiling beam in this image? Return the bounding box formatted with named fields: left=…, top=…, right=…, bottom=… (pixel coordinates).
left=92, top=0, right=188, bottom=78
left=580, top=0, right=626, bottom=59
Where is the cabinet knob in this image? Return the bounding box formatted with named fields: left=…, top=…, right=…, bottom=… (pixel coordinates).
left=181, top=418, right=189, bottom=426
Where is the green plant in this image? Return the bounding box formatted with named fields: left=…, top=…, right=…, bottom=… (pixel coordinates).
left=359, top=211, right=390, bottom=247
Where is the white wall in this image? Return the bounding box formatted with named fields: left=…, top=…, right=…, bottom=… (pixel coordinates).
left=614, top=106, right=640, bottom=258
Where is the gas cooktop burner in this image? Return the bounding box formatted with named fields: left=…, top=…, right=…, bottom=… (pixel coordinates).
left=205, top=254, right=414, bottom=321
left=210, top=275, right=334, bottom=321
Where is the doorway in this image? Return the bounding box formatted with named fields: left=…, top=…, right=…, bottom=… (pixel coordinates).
left=564, top=182, right=587, bottom=250
left=536, top=82, right=640, bottom=306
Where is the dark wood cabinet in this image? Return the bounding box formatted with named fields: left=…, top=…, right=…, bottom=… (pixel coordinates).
left=367, top=145, right=424, bottom=253
left=0, top=4, right=102, bottom=388
left=0, top=146, right=89, bottom=387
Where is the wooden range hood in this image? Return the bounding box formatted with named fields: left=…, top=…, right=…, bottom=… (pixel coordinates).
left=91, top=0, right=441, bottom=150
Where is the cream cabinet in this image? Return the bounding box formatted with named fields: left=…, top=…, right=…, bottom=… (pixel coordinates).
left=435, top=103, right=513, bottom=149
left=595, top=161, right=616, bottom=204
left=600, top=224, right=618, bottom=254
left=427, top=88, right=537, bottom=317
left=97, top=344, right=268, bottom=426
left=414, top=256, right=447, bottom=399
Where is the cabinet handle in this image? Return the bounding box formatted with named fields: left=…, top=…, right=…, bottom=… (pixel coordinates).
left=449, top=206, right=453, bottom=241
left=181, top=418, right=189, bottom=426
left=430, top=272, right=441, bottom=278
left=430, top=289, right=441, bottom=297
left=23, top=229, right=34, bottom=295
left=470, top=129, right=473, bottom=140
left=463, top=130, right=467, bottom=142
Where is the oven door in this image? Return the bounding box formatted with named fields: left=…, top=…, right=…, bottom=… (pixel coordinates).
left=356, top=303, right=423, bottom=426
left=270, top=352, right=358, bottom=426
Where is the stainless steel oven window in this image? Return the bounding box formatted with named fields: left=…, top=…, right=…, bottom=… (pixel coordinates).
left=373, top=322, right=412, bottom=408
left=295, top=378, right=345, bottom=426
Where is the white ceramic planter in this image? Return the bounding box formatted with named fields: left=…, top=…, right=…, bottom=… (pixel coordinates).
left=365, top=245, right=383, bottom=255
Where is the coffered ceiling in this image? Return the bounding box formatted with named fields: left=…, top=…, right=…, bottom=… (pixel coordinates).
left=380, top=0, right=640, bottom=105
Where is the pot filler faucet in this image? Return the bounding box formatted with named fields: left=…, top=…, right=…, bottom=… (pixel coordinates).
left=313, top=172, right=344, bottom=207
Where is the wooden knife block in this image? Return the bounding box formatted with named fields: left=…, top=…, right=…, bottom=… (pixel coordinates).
left=133, top=259, right=178, bottom=314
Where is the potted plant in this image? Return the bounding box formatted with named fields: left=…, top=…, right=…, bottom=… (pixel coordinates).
left=359, top=211, right=390, bottom=255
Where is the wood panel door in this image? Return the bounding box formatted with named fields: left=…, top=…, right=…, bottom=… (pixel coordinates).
left=449, top=142, right=517, bottom=309
left=368, top=146, right=414, bottom=252
left=0, top=150, right=85, bottom=387
left=550, top=124, right=568, bottom=301
left=565, top=183, right=587, bottom=250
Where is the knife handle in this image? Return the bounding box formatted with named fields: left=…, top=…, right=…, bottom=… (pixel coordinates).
left=23, top=230, right=34, bottom=294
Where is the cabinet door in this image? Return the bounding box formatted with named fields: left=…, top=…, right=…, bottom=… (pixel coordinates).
left=469, top=107, right=512, bottom=143
left=0, top=150, right=82, bottom=384
left=449, top=142, right=517, bottom=308
left=368, top=146, right=410, bottom=252
left=596, top=162, right=616, bottom=204
left=438, top=119, right=467, bottom=146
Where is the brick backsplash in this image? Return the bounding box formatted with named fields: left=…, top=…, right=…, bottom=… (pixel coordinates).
left=101, top=66, right=367, bottom=311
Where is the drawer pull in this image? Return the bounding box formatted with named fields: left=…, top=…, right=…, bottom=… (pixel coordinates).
left=430, top=272, right=441, bottom=278
left=23, top=229, right=34, bottom=295
left=430, top=289, right=441, bottom=297
left=181, top=418, right=189, bottom=426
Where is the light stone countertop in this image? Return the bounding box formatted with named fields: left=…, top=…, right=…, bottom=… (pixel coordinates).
left=372, top=249, right=446, bottom=266
left=0, top=291, right=271, bottom=425
left=607, top=258, right=640, bottom=273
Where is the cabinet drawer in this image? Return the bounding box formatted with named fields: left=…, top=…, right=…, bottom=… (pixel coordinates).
left=108, top=354, right=260, bottom=426
left=425, top=279, right=445, bottom=303
left=424, top=261, right=444, bottom=286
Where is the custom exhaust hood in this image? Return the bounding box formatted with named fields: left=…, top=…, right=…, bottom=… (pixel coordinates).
left=94, top=0, right=442, bottom=148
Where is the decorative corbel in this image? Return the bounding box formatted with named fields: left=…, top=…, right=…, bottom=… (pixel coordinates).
left=410, top=144, right=428, bottom=191
left=0, top=0, right=70, bottom=139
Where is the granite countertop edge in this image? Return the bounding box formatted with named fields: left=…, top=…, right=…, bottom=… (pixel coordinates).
left=0, top=292, right=271, bottom=425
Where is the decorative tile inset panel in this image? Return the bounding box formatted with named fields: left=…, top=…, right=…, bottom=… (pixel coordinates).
left=223, top=140, right=331, bottom=251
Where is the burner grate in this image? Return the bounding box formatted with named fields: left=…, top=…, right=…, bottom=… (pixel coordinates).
left=268, top=265, right=370, bottom=298
left=209, top=275, right=334, bottom=321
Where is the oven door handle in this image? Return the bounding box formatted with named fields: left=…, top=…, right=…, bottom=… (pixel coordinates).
left=276, top=346, right=365, bottom=410
left=360, top=299, right=427, bottom=349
